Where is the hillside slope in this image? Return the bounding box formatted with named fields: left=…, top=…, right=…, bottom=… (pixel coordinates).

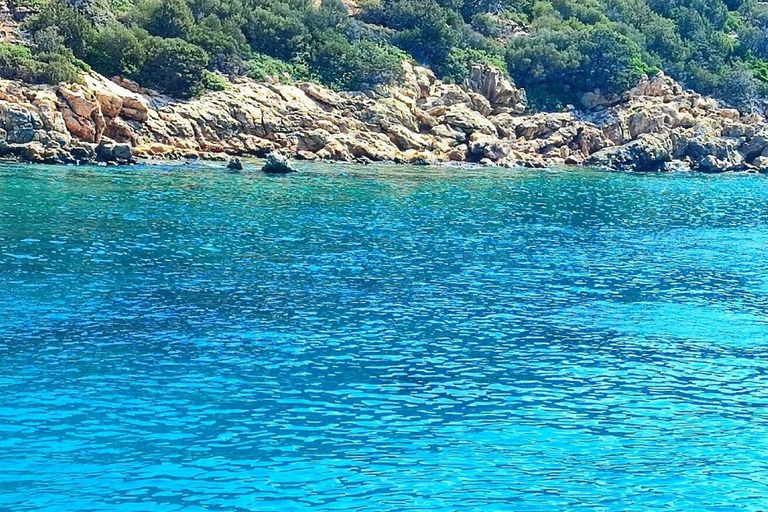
left=7, top=0, right=768, bottom=111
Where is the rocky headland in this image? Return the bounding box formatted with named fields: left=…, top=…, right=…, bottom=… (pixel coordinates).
left=2, top=62, right=768, bottom=173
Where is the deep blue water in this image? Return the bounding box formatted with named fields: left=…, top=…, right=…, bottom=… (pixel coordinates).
left=2, top=162, right=768, bottom=511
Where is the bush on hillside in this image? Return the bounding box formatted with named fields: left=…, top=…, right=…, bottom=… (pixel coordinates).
left=86, top=23, right=147, bottom=77
left=441, top=47, right=506, bottom=83
left=201, top=70, right=228, bottom=91
left=246, top=52, right=306, bottom=82
left=25, top=0, right=93, bottom=57
left=0, top=43, right=80, bottom=84
left=136, top=37, right=209, bottom=97
left=17, top=0, right=768, bottom=109
left=309, top=36, right=404, bottom=90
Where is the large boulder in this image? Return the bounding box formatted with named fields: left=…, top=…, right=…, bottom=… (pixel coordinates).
left=32, top=91, right=71, bottom=145
left=120, top=95, right=149, bottom=122
left=574, top=125, right=609, bottom=156
left=401, top=62, right=435, bottom=100
left=628, top=72, right=676, bottom=98
left=298, top=82, right=345, bottom=108
left=581, top=90, right=621, bottom=110
left=96, top=138, right=133, bottom=163
left=262, top=151, right=297, bottom=173
left=752, top=156, right=768, bottom=172
left=343, top=132, right=399, bottom=161
left=491, top=113, right=521, bottom=139
left=588, top=133, right=673, bottom=172
left=739, top=132, right=768, bottom=161
left=86, top=74, right=151, bottom=122
left=442, top=104, right=498, bottom=135
left=627, top=109, right=666, bottom=139
left=104, top=116, right=137, bottom=145
left=59, top=85, right=100, bottom=119
left=82, top=75, right=124, bottom=118
left=0, top=103, right=40, bottom=143
left=515, top=113, right=574, bottom=140
left=227, top=157, right=244, bottom=170
left=685, top=136, right=739, bottom=162
left=468, top=132, right=507, bottom=161
left=297, top=128, right=331, bottom=152
left=365, top=97, right=419, bottom=133
left=316, top=138, right=352, bottom=161
left=431, top=123, right=466, bottom=142
left=385, top=124, right=428, bottom=151
left=695, top=153, right=745, bottom=173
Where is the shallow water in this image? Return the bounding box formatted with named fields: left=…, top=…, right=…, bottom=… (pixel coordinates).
left=2, top=162, right=768, bottom=511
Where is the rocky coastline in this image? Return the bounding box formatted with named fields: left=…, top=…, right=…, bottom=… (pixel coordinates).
left=2, top=62, right=768, bottom=173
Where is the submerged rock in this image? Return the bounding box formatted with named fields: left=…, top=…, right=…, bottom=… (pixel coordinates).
left=227, top=157, right=243, bottom=171
left=262, top=152, right=296, bottom=174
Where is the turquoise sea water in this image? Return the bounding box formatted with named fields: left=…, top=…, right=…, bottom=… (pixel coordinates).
left=2, top=162, right=768, bottom=511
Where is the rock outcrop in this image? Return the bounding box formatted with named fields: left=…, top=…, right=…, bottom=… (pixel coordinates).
left=0, top=64, right=767, bottom=173
left=262, top=152, right=296, bottom=174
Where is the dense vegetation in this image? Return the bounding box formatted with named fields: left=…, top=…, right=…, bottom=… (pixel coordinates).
left=7, top=0, right=768, bottom=110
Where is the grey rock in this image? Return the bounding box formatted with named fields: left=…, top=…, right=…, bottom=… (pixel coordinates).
left=112, top=143, right=133, bottom=161
left=465, top=65, right=527, bottom=113
left=21, top=142, right=45, bottom=163
left=587, top=134, right=673, bottom=172
left=70, top=142, right=97, bottom=161
left=96, top=139, right=132, bottom=162
left=695, top=153, right=745, bottom=173
left=739, top=133, right=768, bottom=161
left=262, top=152, right=296, bottom=174
left=227, top=157, right=244, bottom=171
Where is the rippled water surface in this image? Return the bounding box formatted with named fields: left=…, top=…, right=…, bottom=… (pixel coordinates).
left=2, top=162, right=768, bottom=511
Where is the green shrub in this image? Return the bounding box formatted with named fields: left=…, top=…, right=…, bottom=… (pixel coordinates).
left=309, top=36, right=405, bottom=90
left=189, top=15, right=249, bottom=74
left=0, top=43, right=80, bottom=85
left=35, top=51, right=83, bottom=83
left=247, top=52, right=305, bottom=82
left=0, top=43, right=39, bottom=81
left=382, top=0, right=462, bottom=68
left=136, top=37, right=209, bottom=97
left=136, top=0, right=195, bottom=39
left=578, top=25, right=647, bottom=96
left=441, top=47, right=507, bottom=82
left=86, top=24, right=147, bottom=77
left=243, top=3, right=311, bottom=61
left=201, top=70, right=228, bottom=91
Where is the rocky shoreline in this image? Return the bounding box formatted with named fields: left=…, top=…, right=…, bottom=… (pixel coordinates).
left=2, top=62, right=768, bottom=173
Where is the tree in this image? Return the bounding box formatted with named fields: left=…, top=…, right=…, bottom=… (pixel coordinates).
left=142, top=0, right=196, bottom=39
left=579, top=24, right=646, bottom=95
left=383, top=0, right=461, bottom=67
left=24, top=0, right=93, bottom=58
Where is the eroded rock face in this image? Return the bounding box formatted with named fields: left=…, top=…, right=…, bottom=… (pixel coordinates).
left=0, top=62, right=765, bottom=172
left=466, top=65, right=526, bottom=114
